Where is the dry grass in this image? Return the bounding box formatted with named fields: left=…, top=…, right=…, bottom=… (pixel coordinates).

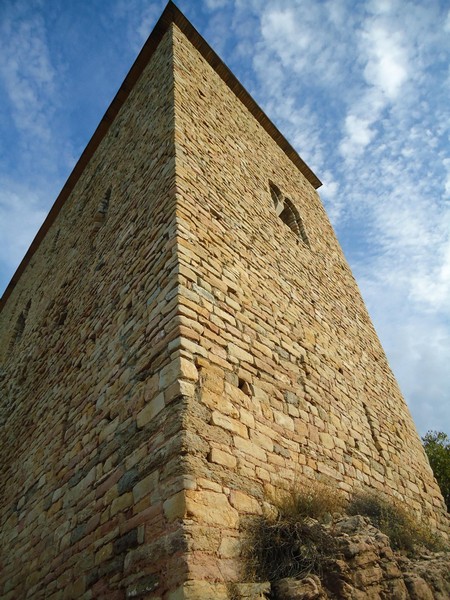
left=243, top=481, right=344, bottom=582
left=348, top=491, right=446, bottom=553
left=242, top=482, right=447, bottom=584
left=271, top=480, right=346, bottom=522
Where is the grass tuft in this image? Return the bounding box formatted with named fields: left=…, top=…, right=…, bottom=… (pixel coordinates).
left=271, top=480, right=346, bottom=522
left=243, top=482, right=344, bottom=582
left=347, top=491, right=446, bottom=553
left=242, top=482, right=447, bottom=584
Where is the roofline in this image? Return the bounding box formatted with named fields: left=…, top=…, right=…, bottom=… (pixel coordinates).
left=1, top=0, right=322, bottom=309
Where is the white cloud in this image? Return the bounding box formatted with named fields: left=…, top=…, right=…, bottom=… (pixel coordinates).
left=358, top=277, right=450, bottom=435
left=257, top=1, right=354, bottom=88
left=319, top=173, right=341, bottom=223
left=0, top=180, right=47, bottom=272
left=340, top=114, right=376, bottom=159
left=1, top=0, right=449, bottom=438
left=361, top=23, right=410, bottom=100
left=0, top=11, right=56, bottom=141
left=112, top=0, right=165, bottom=51
left=443, top=158, right=450, bottom=197
left=409, top=239, right=450, bottom=313
left=445, top=9, right=450, bottom=33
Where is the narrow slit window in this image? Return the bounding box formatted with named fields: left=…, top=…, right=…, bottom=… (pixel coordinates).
left=91, top=187, right=112, bottom=248
left=269, top=183, right=310, bottom=247
left=9, top=299, right=31, bottom=349
left=270, top=182, right=284, bottom=216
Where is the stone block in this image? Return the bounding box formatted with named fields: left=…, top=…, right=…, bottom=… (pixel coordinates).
left=185, top=490, right=239, bottom=528
left=211, top=411, right=248, bottom=437
left=234, top=436, right=267, bottom=462
left=229, top=490, right=261, bottom=513
left=132, top=473, right=158, bottom=504
left=319, top=432, right=335, bottom=450
left=209, top=448, right=237, bottom=469
left=218, top=536, right=240, bottom=558
left=163, top=492, right=186, bottom=522
left=136, top=393, right=165, bottom=428
left=110, top=492, right=133, bottom=517
left=273, top=410, right=295, bottom=431
left=165, top=379, right=196, bottom=403
left=228, top=342, right=253, bottom=364
left=95, top=542, right=113, bottom=565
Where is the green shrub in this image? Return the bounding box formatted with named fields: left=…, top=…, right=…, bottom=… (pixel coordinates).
left=422, top=431, right=450, bottom=510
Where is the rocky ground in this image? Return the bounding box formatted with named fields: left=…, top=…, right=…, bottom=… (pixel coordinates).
left=230, top=515, right=449, bottom=599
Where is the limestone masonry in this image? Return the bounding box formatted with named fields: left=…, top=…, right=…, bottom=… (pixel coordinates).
left=0, top=3, right=447, bottom=599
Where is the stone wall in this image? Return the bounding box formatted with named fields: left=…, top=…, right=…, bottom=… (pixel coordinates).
left=170, top=21, right=447, bottom=594
left=0, top=9, right=447, bottom=600
left=0, top=27, right=190, bottom=600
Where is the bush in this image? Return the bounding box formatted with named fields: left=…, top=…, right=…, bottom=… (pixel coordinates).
left=272, top=480, right=346, bottom=522
left=243, top=482, right=344, bottom=582
left=348, top=491, right=445, bottom=553
left=243, top=482, right=446, bottom=586
left=422, top=431, right=450, bottom=511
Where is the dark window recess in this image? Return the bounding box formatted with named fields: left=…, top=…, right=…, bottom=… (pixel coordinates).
left=270, top=182, right=284, bottom=215
left=10, top=299, right=31, bottom=348
left=99, top=187, right=111, bottom=216
left=269, top=182, right=310, bottom=247
left=91, top=187, right=112, bottom=247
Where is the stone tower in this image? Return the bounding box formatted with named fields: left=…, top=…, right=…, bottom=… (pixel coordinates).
left=0, top=3, right=447, bottom=599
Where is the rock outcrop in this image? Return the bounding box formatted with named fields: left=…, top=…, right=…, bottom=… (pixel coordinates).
left=234, top=516, right=449, bottom=600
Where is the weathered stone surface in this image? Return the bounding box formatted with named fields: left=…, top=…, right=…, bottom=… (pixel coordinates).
left=163, top=491, right=187, bottom=522
left=136, top=393, right=165, bottom=428
left=209, top=448, right=237, bottom=469
left=261, top=517, right=449, bottom=600
left=229, top=490, right=261, bottom=514
left=185, top=490, right=240, bottom=528
left=273, top=575, right=325, bottom=599
left=0, top=3, right=448, bottom=600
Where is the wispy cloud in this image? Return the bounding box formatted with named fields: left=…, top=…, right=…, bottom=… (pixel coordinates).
left=0, top=179, right=47, bottom=272
left=361, top=22, right=409, bottom=100
left=0, top=0, right=449, bottom=436
left=222, top=0, right=450, bottom=433
left=204, top=0, right=229, bottom=10
left=0, top=6, right=56, bottom=144
left=112, top=0, right=166, bottom=51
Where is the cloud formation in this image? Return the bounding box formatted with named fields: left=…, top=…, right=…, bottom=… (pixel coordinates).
left=0, top=8, right=56, bottom=142
left=0, top=0, right=449, bottom=436
left=199, top=0, right=450, bottom=434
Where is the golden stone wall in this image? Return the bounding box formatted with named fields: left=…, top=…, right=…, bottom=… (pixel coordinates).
left=170, top=21, right=447, bottom=595
left=0, top=28, right=190, bottom=600
left=0, top=10, right=447, bottom=600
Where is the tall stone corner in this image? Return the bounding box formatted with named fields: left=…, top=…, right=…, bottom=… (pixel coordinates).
left=0, top=3, right=448, bottom=600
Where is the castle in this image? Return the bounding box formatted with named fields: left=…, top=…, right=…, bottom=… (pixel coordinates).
left=0, top=3, right=447, bottom=598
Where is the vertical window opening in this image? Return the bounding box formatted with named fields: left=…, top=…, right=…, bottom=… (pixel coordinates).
left=269, top=182, right=310, bottom=247
left=10, top=299, right=31, bottom=349
left=99, top=187, right=111, bottom=217
left=270, top=182, right=284, bottom=216
left=91, top=187, right=112, bottom=248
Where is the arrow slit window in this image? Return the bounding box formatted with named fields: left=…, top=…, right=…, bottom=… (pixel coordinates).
left=269, top=182, right=309, bottom=247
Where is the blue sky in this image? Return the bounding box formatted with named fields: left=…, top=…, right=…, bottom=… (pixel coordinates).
left=1, top=0, right=449, bottom=436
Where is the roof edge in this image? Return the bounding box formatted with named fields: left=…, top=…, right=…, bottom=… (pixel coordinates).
left=168, top=2, right=322, bottom=189
left=1, top=0, right=321, bottom=309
